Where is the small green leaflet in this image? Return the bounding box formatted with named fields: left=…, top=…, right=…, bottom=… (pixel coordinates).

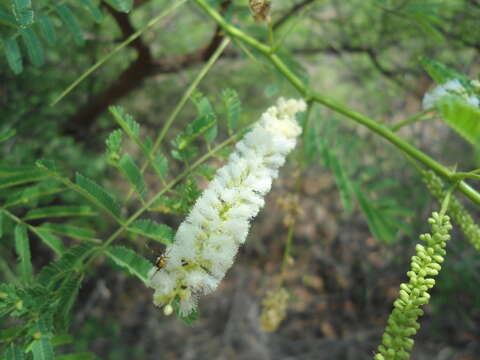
left=105, top=246, right=153, bottom=283
left=174, top=114, right=217, bottom=150
left=419, top=57, right=469, bottom=85
left=15, top=224, right=33, bottom=283
left=109, top=106, right=140, bottom=139
left=352, top=182, right=398, bottom=244
left=20, top=28, right=45, bottom=67
left=55, top=4, right=85, bottom=46
left=329, top=153, right=354, bottom=212
left=128, top=219, right=175, bottom=244
left=118, top=154, right=146, bottom=198
left=36, top=230, right=64, bottom=255
left=12, top=0, right=34, bottom=28
left=0, top=169, right=49, bottom=189
left=38, top=14, right=57, bottom=45
left=5, top=343, right=25, bottom=360
left=37, top=243, right=95, bottom=286
left=32, top=337, right=54, bottom=360
left=153, top=152, right=169, bottom=180
left=0, top=128, right=16, bottom=142
left=36, top=223, right=97, bottom=242
left=191, top=92, right=217, bottom=144
left=222, top=88, right=242, bottom=134
left=105, top=129, right=123, bottom=163
left=77, top=0, right=103, bottom=23
left=75, top=173, right=121, bottom=219
left=104, top=0, right=133, bottom=13
left=0, top=5, right=16, bottom=27
left=3, top=38, right=23, bottom=74
left=24, top=205, right=96, bottom=220
left=0, top=210, right=3, bottom=238
left=437, top=96, right=480, bottom=147
left=51, top=334, right=74, bottom=347
left=55, top=275, right=83, bottom=331
left=5, top=182, right=66, bottom=208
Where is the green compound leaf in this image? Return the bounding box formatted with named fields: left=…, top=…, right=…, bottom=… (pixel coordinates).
left=32, top=337, right=54, bottom=360
left=118, top=154, right=146, bottom=198
left=37, top=243, right=95, bottom=286
left=78, top=0, right=103, bottom=23
left=5, top=343, right=25, bottom=360
left=437, top=95, right=480, bottom=147
left=105, top=246, right=153, bottom=283
left=222, top=88, right=242, bottom=134
left=36, top=230, right=64, bottom=255
left=20, top=28, right=45, bottom=67
left=104, top=0, right=133, bottom=13
left=55, top=4, right=85, bottom=46
left=24, top=205, right=96, bottom=220
left=3, top=38, right=23, bottom=74
left=128, top=219, right=175, bottom=245
left=75, top=173, right=121, bottom=219
left=15, top=224, right=33, bottom=284
left=0, top=128, right=16, bottom=142
left=12, top=0, right=34, bottom=27
left=36, top=222, right=97, bottom=242
left=38, top=14, right=57, bottom=45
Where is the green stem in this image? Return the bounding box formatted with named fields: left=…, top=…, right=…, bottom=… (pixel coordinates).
left=193, top=0, right=480, bottom=207
left=390, top=109, right=433, bottom=132
left=51, top=0, right=188, bottom=105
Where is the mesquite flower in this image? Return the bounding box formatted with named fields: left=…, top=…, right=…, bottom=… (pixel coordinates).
left=147, top=98, right=307, bottom=316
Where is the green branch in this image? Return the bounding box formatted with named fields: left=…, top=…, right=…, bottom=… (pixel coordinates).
left=193, top=0, right=480, bottom=207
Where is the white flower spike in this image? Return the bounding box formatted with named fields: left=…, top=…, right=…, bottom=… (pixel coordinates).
left=422, top=79, right=479, bottom=110
left=147, top=98, right=307, bottom=316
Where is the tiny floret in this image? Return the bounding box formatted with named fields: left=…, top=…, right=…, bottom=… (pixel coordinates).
left=422, top=79, right=479, bottom=110
left=147, top=98, right=306, bottom=316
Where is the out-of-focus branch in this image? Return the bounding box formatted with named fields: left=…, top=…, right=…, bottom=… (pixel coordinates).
left=63, top=1, right=231, bottom=139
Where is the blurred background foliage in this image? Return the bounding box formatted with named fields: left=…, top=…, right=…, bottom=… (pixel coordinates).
left=1, top=0, right=480, bottom=359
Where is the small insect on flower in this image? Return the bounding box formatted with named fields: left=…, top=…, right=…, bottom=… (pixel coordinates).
left=152, top=252, right=169, bottom=276
left=249, top=0, right=272, bottom=23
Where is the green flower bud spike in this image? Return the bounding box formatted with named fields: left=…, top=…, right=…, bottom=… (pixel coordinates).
left=374, top=194, right=453, bottom=360
left=423, top=170, right=480, bottom=251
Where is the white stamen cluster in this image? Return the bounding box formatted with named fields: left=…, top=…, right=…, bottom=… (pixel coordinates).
left=422, top=79, right=479, bottom=110
left=147, top=98, right=306, bottom=316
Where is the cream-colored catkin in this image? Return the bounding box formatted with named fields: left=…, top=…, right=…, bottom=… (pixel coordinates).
left=374, top=212, right=452, bottom=360
left=147, top=98, right=306, bottom=316
left=423, top=170, right=480, bottom=251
